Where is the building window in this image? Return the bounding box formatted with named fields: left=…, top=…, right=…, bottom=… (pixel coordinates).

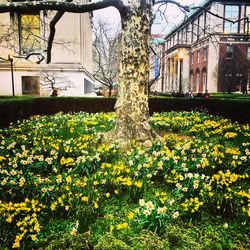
left=177, top=31, right=180, bottom=43
left=191, top=22, right=194, bottom=43
left=22, top=76, right=40, bottom=95
left=196, top=71, right=200, bottom=92
left=248, top=46, right=250, bottom=58
left=198, top=14, right=204, bottom=38
left=197, top=50, right=200, bottom=62
left=224, top=5, right=239, bottom=33
left=20, top=13, right=40, bottom=53
left=246, top=6, right=250, bottom=34
left=191, top=53, right=194, bottom=64
left=11, top=12, right=41, bottom=54
left=84, top=79, right=94, bottom=94
left=182, top=28, right=186, bottom=43
left=190, top=72, right=194, bottom=91
left=194, top=20, right=199, bottom=41
left=180, top=29, right=184, bottom=43
left=203, top=47, right=207, bottom=60
left=202, top=69, right=207, bottom=91
left=187, top=23, right=191, bottom=43
left=226, top=45, right=233, bottom=58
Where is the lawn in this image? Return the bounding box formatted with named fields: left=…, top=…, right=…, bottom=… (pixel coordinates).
left=0, top=111, right=249, bottom=249
left=209, top=93, right=250, bottom=100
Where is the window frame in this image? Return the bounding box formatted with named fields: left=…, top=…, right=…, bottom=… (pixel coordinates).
left=196, top=70, right=200, bottom=92
left=224, top=5, right=240, bottom=33
left=11, top=11, right=41, bottom=54
left=245, top=5, right=250, bottom=34
left=20, top=12, right=41, bottom=53
left=191, top=53, right=194, bottom=64
left=22, top=76, right=40, bottom=95
left=202, top=69, right=207, bottom=92
left=190, top=72, right=194, bottom=91
left=197, top=50, right=200, bottom=63
left=191, top=22, right=194, bottom=43
left=203, top=47, right=207, bottom=61
left=226, top=45, right=234, bottom=58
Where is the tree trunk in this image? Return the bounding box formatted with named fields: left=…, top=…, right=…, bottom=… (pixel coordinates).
left=108, top=85, right=112, bottom=97
left=104, top=1, right=154, bottom=149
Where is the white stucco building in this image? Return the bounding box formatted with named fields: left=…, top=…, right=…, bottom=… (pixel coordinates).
left=0, top=2, right=94, bottom=97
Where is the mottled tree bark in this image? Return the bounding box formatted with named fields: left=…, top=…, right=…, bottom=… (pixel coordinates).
left=104, top=1, right=155, bottom=148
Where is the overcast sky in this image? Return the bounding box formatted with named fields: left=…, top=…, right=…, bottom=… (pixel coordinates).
left=93, top=0, right=203, bottom=34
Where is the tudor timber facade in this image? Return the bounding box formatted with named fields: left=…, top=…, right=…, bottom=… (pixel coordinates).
left=0, top=1, right=94, bottom=97
left=161, top=0, right=250, bottom=94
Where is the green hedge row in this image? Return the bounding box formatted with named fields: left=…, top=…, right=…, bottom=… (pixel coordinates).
left=0, top=97, right=249, bottom=128
left=149, top=97, right=250, bottom=123
left=0, top=97, right=116, bottom=128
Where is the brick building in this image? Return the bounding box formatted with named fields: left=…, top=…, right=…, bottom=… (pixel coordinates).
left=157, top=0, right=250, bottom=94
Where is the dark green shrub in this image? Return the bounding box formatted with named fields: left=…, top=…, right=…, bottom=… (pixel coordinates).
left=0, top=96, right=249, bottom=128
left=0, top=98, right=33, bottom=127
left=36, top=231, right=91, bottom=250
left=148, top=98, right=250, bottom=123
left=32, top=97, right=115, bottom=115
left=195, top=92, right=204, bottom=98
left=131, top=230, right=168, bottom=250
left=94, top=234, right=130, bottom=250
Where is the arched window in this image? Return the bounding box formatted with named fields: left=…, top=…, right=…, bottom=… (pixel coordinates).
left=196, top=70, right=200, bottom=92
left=190, top=71, right=194, bottom=91
left=202, top=68, right=207, bottom=92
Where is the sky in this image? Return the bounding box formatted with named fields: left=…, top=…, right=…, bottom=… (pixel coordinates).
left=93, top=0, right=203, bottom=35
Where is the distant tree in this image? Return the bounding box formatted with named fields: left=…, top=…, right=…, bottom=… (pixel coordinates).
left=40, top=72, right=74, bottom=95
left=218, top=45, right=249, bottom=94
left=92, top=20, right=120, bottom=97
left=0, top=10, right=76, bottom=63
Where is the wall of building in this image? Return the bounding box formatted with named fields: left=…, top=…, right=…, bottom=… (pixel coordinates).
left=162, top=0, right=250, bottom=94
left=190, top=42, right=209, bottom=92
left=182, top=49, right=190, bottom=93
left=0, top=8, right=93, bottom=97
left=0, top=65, right=92, bottom=96
left=207, top=37, right=220, bottom=93
left=218, top=39, right=250, bottom=93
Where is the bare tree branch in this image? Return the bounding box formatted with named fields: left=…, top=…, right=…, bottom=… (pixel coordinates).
left=47, top=11, right=65, bottom=63
left=155, top=0, right=190, bottom=12
left=155, top=0, right=249, bottom=25
left=0, top=0, right=122, bottom=14
left=92, top=19, right=120, bottom=96
left=40, top=72, right=75, bottom=93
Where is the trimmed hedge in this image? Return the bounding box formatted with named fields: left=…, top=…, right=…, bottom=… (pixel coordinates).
left=0, top=98, right=34, bottom=128
left=33, top=97, right=116, bottom=116
left=0, top=97, right=249, bottom=128
left=148, top=97, right=250, bottom=123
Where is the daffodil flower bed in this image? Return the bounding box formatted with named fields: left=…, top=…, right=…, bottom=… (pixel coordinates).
left=0, top=111, right=249, bottom=249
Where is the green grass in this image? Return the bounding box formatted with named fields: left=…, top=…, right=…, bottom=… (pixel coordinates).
left=210, top=93, right=250, bottom=99
left=0, top=95, right=34, bottom=100
left=0, top=111, right=249, bottom=249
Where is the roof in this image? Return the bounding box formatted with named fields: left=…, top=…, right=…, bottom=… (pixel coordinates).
left=164, top=0, right=212, bottom=39
left=164, top=0, right=250, bottom=39
left=151, top=34, right=165, bottom=45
